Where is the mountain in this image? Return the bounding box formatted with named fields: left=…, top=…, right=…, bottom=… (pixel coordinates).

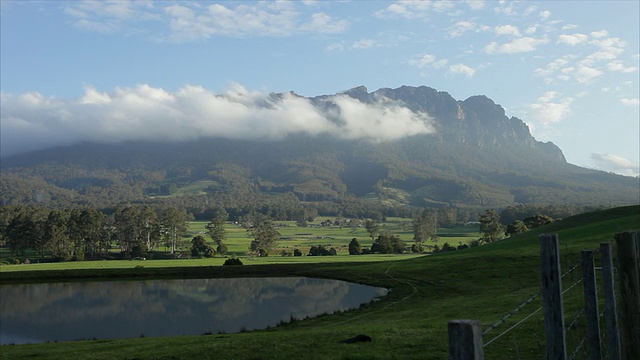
left=1, top=85, right=638, bottom=212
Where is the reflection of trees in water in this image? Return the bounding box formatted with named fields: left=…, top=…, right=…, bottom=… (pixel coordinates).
left=0, top=278, right=386, bottom=326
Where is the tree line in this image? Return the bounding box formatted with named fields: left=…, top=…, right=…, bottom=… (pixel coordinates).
left=0, top=205, right=190, bottom=261
left=0, top=202, right=574, bottom=262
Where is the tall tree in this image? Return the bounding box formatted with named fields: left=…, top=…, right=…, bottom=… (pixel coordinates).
left=113, top=206, right=141, bottom=256
left=206, top=215, right=227, bottom=246
left=479, top=209, right=504, bottom=244
left=365, top=219, right=380, bottom=240
left=137, top=206, right=161, bottom=254
left=413, top=209, right=437, bottom=249
left=44, top=210, right=72, bottom=261
left=161, top=208, right=187, bottom=254
left=249, top=217, right=280, bottom=256
left=6, top=210, right=36, bottom=256
left=68, top=208, right=106, bottom=260
left=206, top=207, right=228, bottom=254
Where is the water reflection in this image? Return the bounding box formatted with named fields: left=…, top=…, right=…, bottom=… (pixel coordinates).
left=0, top=277, right=387, bottom=344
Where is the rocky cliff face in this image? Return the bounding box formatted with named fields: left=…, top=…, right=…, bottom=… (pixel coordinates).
left=342, top=85, right=565, bottom=162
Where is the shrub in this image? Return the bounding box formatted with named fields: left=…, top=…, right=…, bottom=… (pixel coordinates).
left=348, top=238, right=361, bottom=255
left=223, top=258, right=243, bottom=266
left=293, top=248, right=303, bottom=256
left=441, top=242, right=457, bottom=252
left=216, top=243, right=228, bottom=255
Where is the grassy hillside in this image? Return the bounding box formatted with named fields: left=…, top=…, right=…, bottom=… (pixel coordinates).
left=1, top=205, right=638, bottom=359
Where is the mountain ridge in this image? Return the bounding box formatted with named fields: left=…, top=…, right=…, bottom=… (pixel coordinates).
left=1, top=85, right=637, bottom=210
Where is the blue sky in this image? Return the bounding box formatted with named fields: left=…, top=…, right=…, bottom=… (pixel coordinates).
left=1, top=1, right=638, bottom=176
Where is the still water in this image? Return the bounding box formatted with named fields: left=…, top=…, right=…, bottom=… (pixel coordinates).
left=0, top=277, right=387, bottom=344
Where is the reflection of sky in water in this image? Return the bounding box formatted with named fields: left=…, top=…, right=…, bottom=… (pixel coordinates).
left=0, top=277, right=387, bottom=344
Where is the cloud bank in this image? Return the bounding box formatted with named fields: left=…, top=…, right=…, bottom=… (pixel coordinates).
left=590, top=153, right=639, bottom=176
left=0, top=84, right=435, bottom=157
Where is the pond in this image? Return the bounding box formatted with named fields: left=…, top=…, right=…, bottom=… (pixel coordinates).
left=0, top=277, right=387, bottom=345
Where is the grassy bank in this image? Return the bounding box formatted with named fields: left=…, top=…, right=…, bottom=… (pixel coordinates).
left=1, top=205, right=638, bottom=359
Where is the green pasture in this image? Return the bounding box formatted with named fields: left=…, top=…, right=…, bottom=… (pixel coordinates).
left=0, top=218, right=478, bottom=272
left=187, top=218, right=480, bottom=257
left=0, top=253, right=424, bottom=272
left=1, top=205, right=637, bottom=360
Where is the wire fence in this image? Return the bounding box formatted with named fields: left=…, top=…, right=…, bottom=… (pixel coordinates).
left=447, top=231, right=639, bottom=360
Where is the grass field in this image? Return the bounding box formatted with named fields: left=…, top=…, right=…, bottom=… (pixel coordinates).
left=186, top=217, right=480, bottom=257
left=0, top=218, right=479, bottom=272
left=1, top=205, right=638, bottom=359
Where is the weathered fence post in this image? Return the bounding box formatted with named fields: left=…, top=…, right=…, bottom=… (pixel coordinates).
left=448, top=320, right=484, bottom=360
left=615, top=231, right=640, bottom=359
left=539, top=234, right=567, bottom=359
left=581, top=250, right=601, bottom=359
left=600, top=242, right=621, bottom=360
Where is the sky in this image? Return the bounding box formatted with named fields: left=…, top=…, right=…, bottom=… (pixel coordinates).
left=1, top=0, right=639, bottom=176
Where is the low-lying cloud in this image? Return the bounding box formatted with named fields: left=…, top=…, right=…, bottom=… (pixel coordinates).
left=0, top=84, right=435, bottom=157
left=590, top=153, right=639, bottom=176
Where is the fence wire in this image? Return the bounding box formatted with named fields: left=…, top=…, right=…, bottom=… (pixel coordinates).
left=482, top=291, right=540, bottom=336
left=483, top=306, right=542, bottom=347
left=470, top=235, right=623, bottom=358
left=565, top=308, right=585, bottom=333
left=563, top=278, right=583, bottom=294
left=562, top=262, right=581, bottom=279
left=568, top=335, right=587, bottom=360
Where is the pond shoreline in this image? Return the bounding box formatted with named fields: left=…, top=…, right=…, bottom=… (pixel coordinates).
left=0, top=261, right=383, bottom=286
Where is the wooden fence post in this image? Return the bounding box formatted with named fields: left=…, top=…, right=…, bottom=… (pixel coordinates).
left=539, top=234, right=567, bottom=359
left=600, top=242, right=621, bottom=360
left=581, top=250, right=601, bottom=359
left=615, top=231, right=640, bottom=359
left=448, top=320, right=484, bottom=360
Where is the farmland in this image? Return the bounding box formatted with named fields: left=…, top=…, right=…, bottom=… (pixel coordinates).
left=0, top=217, right=479, bottom=272
left=0, top=206, right=638, bottom=359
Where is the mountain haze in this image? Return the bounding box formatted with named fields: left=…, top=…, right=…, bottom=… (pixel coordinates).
left=1, top=86, right=638, bottom=210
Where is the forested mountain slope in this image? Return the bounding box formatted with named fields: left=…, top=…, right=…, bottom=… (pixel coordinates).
left=2, top=86, right=638, bottom=211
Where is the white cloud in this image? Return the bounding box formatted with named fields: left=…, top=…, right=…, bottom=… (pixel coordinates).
left=620, top=98, right=640, bottom=106
left=375, top=0, right=454, bottom=19
left=466, top=1, right=485, bottom=10
left=0, top=84, right=435, bottom=156
left=302, top=12, right=349, bottom=34
left=590, top=153, right=639, bottom=175
left=325, top=42, right=344, bottom=52
left=408, top=53, right=448, bottom=69
left=448, top=64, right=475, bottom=77
left=607, top=61, right=639, bottom=73
left=557, top=33, right=588, bottom=46
left=352, top=39, right=378, bottom=49
left=526, top=91, right=573, bottom=126
left=533, top=57, right=571, bottom=78
left=484, top=36, right=549, bottom=54
left=586, top=36, right=627, bottom=62
left=494, top=3, right=517, bottom=16
left=448, top=21, right=476, bottom=38
left=63, top=1, right=158, bottom=34
left=590, top=30, right=609, bottom=39
left=64, top=1, right=348, bottom=42
left=571, top=66, right=603, bottom=84
left=562, top=24, right=579, bottom=31
left=539, top=10, right=551, bottom=20
left=494, top=25, right=520, bottom=37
